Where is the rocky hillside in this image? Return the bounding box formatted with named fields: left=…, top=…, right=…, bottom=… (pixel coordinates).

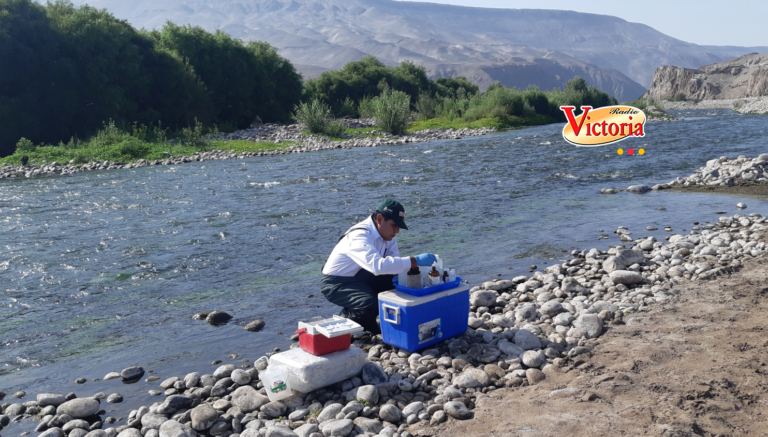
left=71, top=0, right=767, bottom=101
left=644, top=52, right=768, bottom=101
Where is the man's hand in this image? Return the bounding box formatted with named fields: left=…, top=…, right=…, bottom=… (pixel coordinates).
left=414, top=253, right=437, bottom=266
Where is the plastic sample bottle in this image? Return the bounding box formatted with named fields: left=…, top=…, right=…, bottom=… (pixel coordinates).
left=448, top=268, right=456, bottom=283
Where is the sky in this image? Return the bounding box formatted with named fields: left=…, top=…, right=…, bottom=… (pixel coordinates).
left=397, top=0, right=768, bottom=47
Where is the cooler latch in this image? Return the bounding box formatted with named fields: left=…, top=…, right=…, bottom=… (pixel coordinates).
left=382, top=304, right=400, bottom=325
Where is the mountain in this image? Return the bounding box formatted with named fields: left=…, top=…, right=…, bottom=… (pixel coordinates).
left=644, top=52, right=768, bottom=101
left=69, top=0, right=767, bottom=101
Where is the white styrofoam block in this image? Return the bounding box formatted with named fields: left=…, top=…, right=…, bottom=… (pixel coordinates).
left=268, top=346, right=367, bottom=393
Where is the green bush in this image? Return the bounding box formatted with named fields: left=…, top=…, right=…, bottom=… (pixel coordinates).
left=324, top=121, right=346, bottom=138
left=358, top=97, right=376, bottom=119
left=369, top=87, right=411, bottom=134
left=293, top=99, right=333, bottom=134
left=337, top=97, right=357, bottom=118
left=670, top=92, right=687, bottom=102
left=414, top=92, right=438, bottom=120
left=15, top=138, right=36, bottom=153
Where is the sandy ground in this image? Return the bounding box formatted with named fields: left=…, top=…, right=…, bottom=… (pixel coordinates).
left=410, top=242, right=768, bottom=436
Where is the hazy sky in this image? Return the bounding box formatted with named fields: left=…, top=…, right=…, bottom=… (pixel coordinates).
left=398, top=0, right=767, bottom=47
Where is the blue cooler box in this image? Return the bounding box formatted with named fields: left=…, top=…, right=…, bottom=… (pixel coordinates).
left=378, top=284, right=470, bottom=352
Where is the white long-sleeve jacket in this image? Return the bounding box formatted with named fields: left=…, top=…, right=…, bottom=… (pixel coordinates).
left=322, top=216, right=411, bottom=277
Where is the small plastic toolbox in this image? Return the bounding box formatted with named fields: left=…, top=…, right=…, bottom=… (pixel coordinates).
left=296, top=316, right=363, bottom=356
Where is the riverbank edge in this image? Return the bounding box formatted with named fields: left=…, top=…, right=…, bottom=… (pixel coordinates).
left=0, top=120, right=498, bottom=181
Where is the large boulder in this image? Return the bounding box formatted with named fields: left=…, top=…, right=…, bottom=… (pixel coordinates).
left=56, top=398, right=100, bottom=419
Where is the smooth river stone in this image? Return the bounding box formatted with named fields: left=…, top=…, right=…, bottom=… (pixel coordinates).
left=57, top=398, right=100, bottom=419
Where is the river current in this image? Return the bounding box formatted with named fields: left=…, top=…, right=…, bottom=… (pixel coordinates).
left=1, top=109, right=767, bottom=427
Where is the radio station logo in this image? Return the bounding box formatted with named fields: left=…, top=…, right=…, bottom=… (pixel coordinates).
left=560, top=105, right=646, bottom=148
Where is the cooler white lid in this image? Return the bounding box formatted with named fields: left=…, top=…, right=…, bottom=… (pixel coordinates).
left=298, top=315, right=363, bottom=337
left=378, top=284, right=470, bottom=306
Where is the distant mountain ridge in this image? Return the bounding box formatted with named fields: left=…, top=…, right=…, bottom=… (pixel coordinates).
left=644, top=52, right=768, bottom=101
left=69, top=0, right=768, bottom=101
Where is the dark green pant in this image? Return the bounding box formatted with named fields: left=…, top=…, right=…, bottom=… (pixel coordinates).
left=321, top=269, right=395, bottom=334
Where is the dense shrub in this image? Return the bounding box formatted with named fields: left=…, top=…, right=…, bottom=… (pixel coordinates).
left=293, top=99, right=334, bottom=134
left=0, top=0, right=302, bottom=156
left=368, top=88, right=411, bottom=134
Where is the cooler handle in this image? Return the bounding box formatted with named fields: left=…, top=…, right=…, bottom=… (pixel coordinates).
left=295, top=328, right=307, bottom=335
left=382, top=304, right=400, bottom=325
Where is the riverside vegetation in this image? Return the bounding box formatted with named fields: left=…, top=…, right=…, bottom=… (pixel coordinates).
left=1, top=0, right=620, bottom=169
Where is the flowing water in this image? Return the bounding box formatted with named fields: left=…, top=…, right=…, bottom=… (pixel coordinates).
left=1, top=109, right=767, bottom=428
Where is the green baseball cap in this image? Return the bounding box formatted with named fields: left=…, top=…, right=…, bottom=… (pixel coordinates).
left=376, top=199, right=408, bottom=230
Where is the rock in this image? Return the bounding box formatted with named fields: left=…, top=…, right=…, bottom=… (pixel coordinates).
left=213, top=364, right=236, bottom=379
left=38, top=429, right=65, bottom=437
left=609, top=270, right=643, bottom=285
left=498, top=341, right=524, bottom=357
left=245, top=320, right=266, bottom=332
left=361, top=362, right=388, bottom=385
left=402, top=401, right=424, bottom=417
left=265, top=427, right=299, bottom=437
left=231, top=368, right=251, bottom=385
left=106, top=394, right=123, bottom=403
left=737, top=202, right=747, bottom=209
left=190, top=404, right=218, bottom=431
left=378, top=404, right=402, bottom=423
left=454, top=374, right=479, bottom=388
left=120, top=366, right=144, bottom=382
left=231, top=386, right=269, bottom=413
left=317, top=403, right=344, bottom=422
left=515, top=305, right=537, bottom=322
left=321, top=419, right=354, bottom=437
left=184, top=372, right=201, bottom=389
left=37, top=393, right=67, bottom=407
left=141, top=413, right=169, bottom=430
left=157, top=395, right=194, bottom=415
left=261, top=401, right=287, bottom=418
left=293, top=423, right=318, bottom=437
left=431, top=410, right=447, bottom=425
left=444, top=401, right=472, bottom=420
left=539, top=300, right=564, bottom=317
left=57, top=398, right=100, bottom=419
left=117, top=429, right=142, bottom=437
left=354, top=385, right=379, bottom=405
left=160, top=377, right=180, bottom=390
left=616, top=249, right=645, bottom=266
left=353, top=417, right=383, bottom=434
left=467, top=344, right=500, bottom=363
left=462, top=367, right=491, bottom=386
left=206, top=311, right=233, bottom=325
left=470, top=290, right=497, bottom=307
left=574, top=314, right=604, bottom=338
left=62, top=420, right=90, bottom=433
left=158, top=420, right=196, bottom=437
left=520, top=350, right=546, bottom=368
left=514, top=329, right=542, bottom=350
left=626, top=184, right=651, bottom=193
left=526, top=369, right=546, bottom=385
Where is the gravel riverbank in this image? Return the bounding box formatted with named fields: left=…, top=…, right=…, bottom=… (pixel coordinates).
left=0, top=120, right=495, bottom=181
left=662, top=96, right=768, bottom=113
left=2, top=207, right=767, bottom=436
